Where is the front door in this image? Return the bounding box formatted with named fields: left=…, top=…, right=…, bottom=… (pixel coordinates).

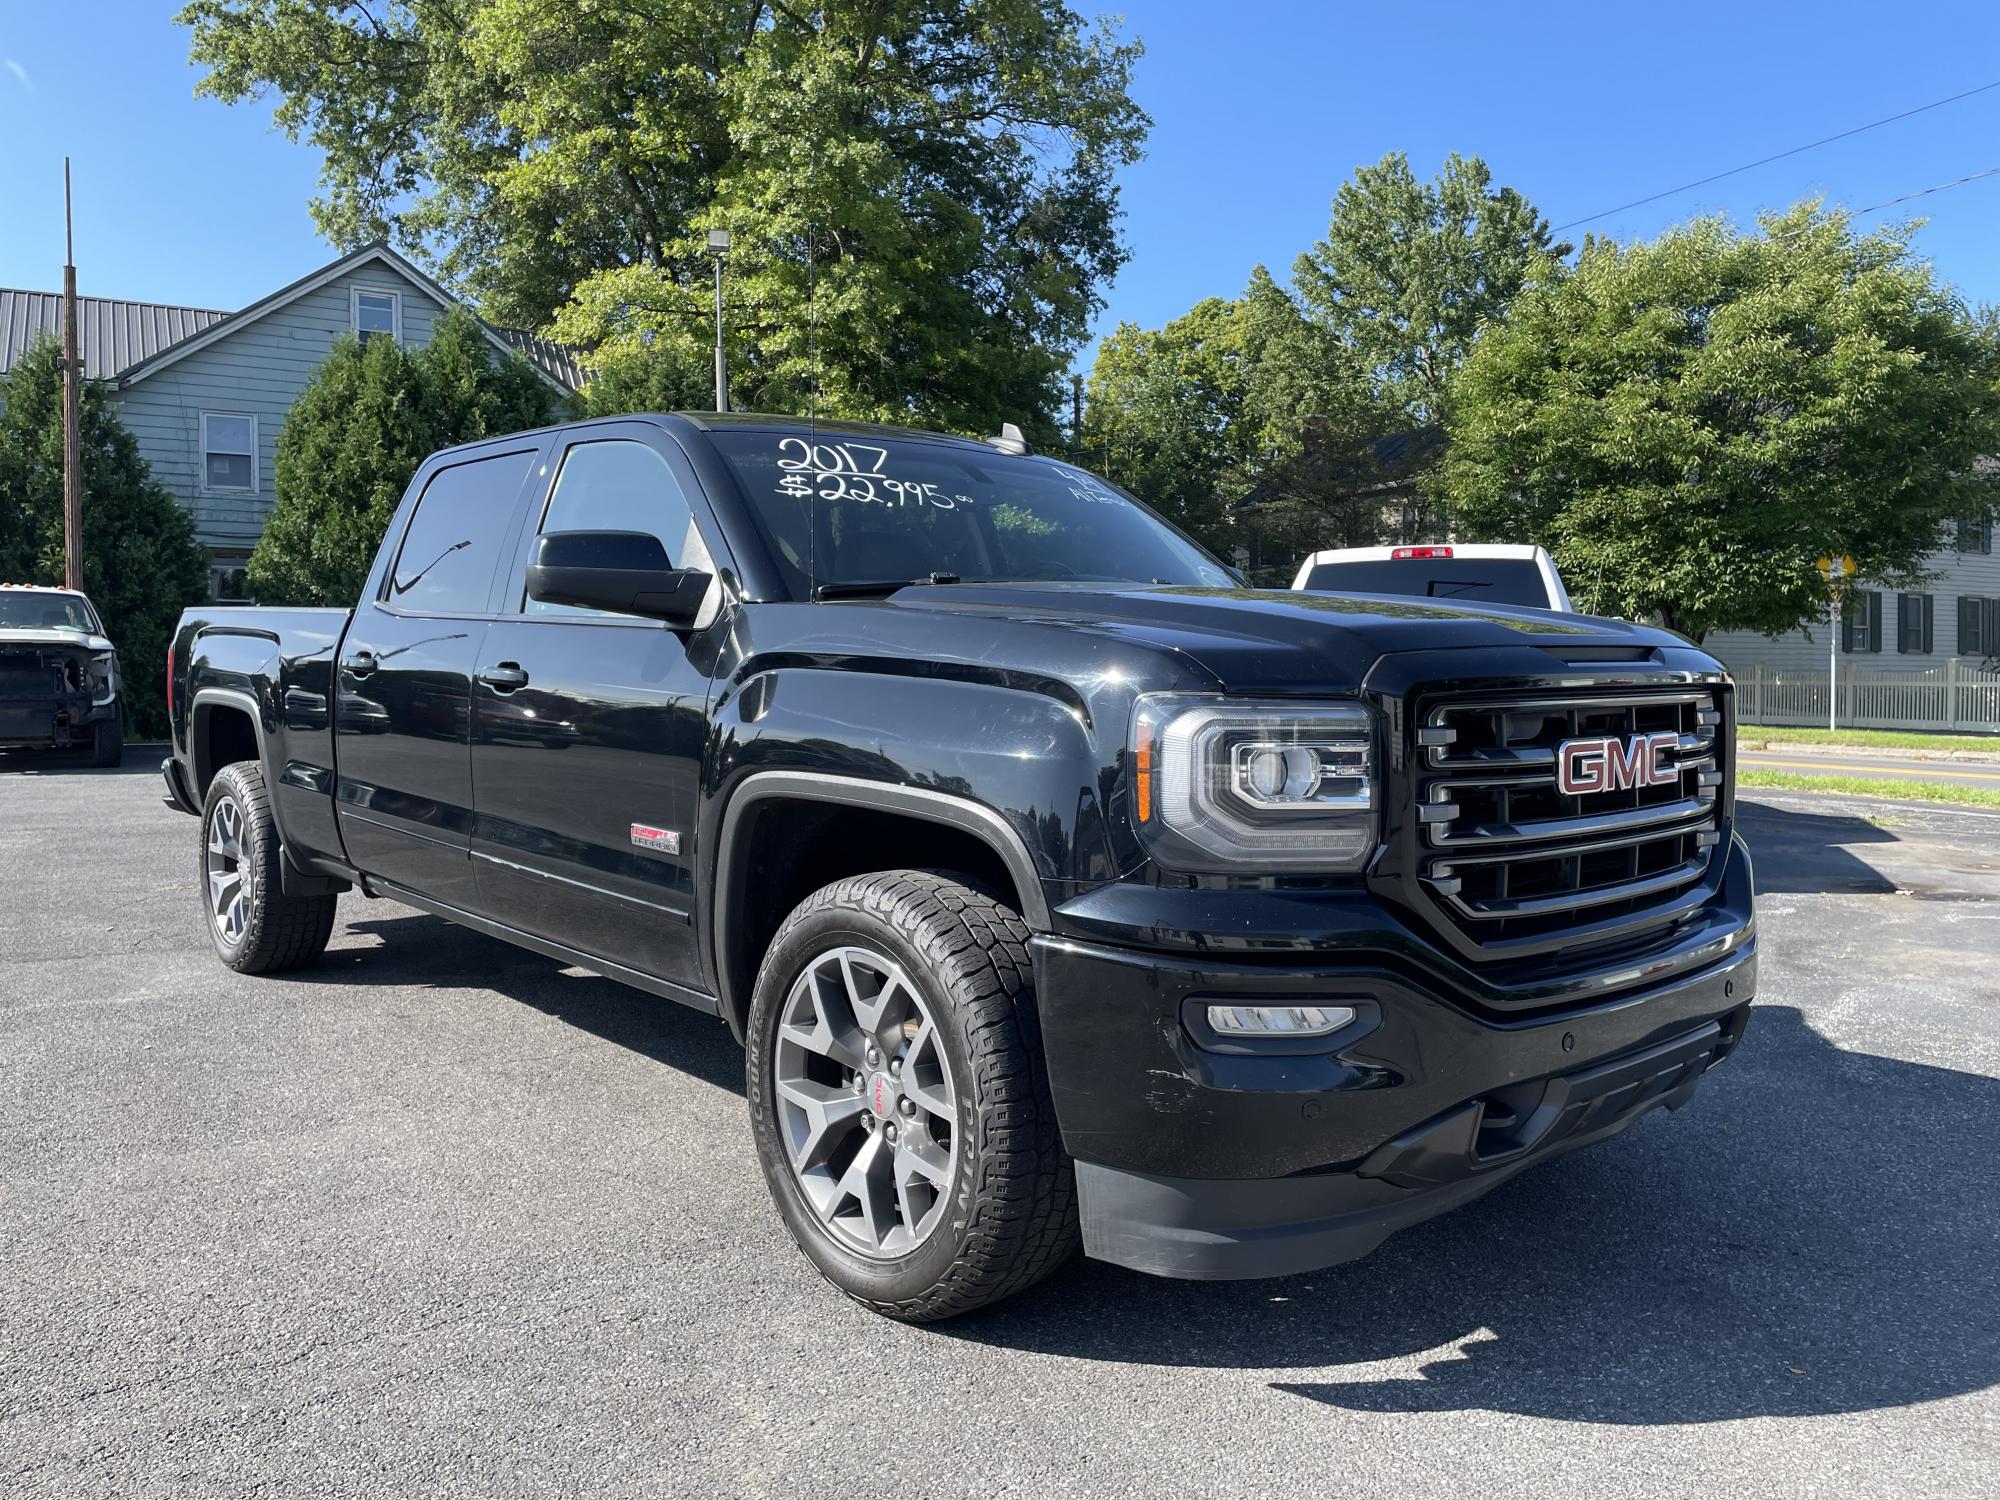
left=469, top=429, right=724, bottom=991
left=334, top=445, right=541, bottom=910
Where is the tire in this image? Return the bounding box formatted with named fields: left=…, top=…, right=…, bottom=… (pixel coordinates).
left=746, top=870, right=1078, bottom=1322
left=199, top=761, right=338, bottom=974
left=89, top=710, right=123, bottom=768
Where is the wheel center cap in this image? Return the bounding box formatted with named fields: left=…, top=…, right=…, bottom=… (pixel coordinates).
left=867, top=1071, right=897, bottom=1119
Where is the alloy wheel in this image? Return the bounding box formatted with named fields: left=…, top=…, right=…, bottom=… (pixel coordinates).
left=772, top=944, right=958, bottom=1259
left=206, top=797, right=247, bottom=945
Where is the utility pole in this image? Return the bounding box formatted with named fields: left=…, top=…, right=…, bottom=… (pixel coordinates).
left=1070, top=373, right=1084, bottom=456
left=62, top=158, right=84, bottom=591
left=707, top=228, right=731, bottom=413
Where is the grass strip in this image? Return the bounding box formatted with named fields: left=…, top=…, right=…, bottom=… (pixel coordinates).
left=1738, top=768, right=2000, bottom=810
left=1738, top=725, right=2000, bottom=755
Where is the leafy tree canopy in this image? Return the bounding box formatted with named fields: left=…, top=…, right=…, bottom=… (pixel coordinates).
left=0, top=340, right=210, bottom=736
left=1294, top=151, right=1567, bottom=430
left=179, top=0, right=1148, bottom=438
left=1081, top=270, right=1399, bottom=577
left=1437, top=204, right=2000, bottom=640
left=247, top=309, right=563, bottom=605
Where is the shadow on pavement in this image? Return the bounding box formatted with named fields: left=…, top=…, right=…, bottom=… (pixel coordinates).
left=317, top=909, right=747, bottom=1096
left=943, top=1006, right=1998, bottom=1424
left=1736, top=800, right=1898, bottom=895
left=0, top=746, right=163, bottom=776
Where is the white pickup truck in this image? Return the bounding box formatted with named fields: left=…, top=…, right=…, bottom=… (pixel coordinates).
left=1293, top=544, right=1573, bottom=612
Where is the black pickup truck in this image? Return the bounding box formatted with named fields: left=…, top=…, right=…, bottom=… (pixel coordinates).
left=164, top=413, right=1756, bottom=1320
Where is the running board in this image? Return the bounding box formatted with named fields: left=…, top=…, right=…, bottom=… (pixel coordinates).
left=363, top=877, right=722, bottom=1018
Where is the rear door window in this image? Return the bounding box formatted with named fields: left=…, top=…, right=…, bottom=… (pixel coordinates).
left=1303, top=558, right=1551, bottom=607
left=386, top=451, right=536, bottom=614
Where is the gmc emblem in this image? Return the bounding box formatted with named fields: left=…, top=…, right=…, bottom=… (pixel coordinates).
left=1556, top=732, right=1679, bottom=796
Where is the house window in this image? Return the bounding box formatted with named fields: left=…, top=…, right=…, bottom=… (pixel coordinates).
left=1896, top=593, right=1934, bottom=655
left=353, top=288, right=401, bottom=345
left=1960, top=596, right=2000, bottom=658
left=1840, top=590, right=1882, bottom=654
left=1957, top=516, right=1993, bottom=554
left=200, top=413, right=257, bottom=493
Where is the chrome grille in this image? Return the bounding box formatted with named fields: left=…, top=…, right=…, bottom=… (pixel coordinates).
left=1415, top=689, right=1723, bottom=952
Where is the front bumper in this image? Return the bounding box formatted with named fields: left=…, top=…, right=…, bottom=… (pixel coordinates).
left=0, top=695, right=116, bottom=748
left=1034, top=839, right=1756, bottom=1280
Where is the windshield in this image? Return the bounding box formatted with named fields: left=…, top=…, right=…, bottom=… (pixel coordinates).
left=0, top=592, right=98, bottom=632
left=1302, top=558, right=1554, bottom=608
left=710, top=431, right=1236, bottom=597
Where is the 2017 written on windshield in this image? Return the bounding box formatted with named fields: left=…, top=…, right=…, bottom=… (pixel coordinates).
left=773, top=438, right=972, bottom=510
left=769, top=439, right=1131, bottom=512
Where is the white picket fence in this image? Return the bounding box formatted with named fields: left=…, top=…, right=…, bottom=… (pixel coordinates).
left=1735, top=660, right=2000, bottom=733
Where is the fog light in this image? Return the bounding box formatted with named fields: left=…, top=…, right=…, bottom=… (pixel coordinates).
left=1206, top=1003, right=1356, bottom=1038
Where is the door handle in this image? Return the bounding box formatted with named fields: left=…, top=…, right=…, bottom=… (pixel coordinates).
left=345, top=650, right=379, bottom=679
left=478, top=662, right=530, bottom=693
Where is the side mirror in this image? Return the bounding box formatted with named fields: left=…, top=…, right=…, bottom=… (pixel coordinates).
left=525, top=531, right=712, bottom=626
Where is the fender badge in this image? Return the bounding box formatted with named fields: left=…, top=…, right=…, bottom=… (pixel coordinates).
left=630, top=824, right=681, bottom=855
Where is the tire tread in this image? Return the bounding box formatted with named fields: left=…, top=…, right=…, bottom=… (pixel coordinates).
left=750, top=869, right=1077, bottom=1321
left=202, top=762, right=338, bottom=974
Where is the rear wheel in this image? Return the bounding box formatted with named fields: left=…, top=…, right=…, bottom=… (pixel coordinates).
left=200, top=762, right=337, bottom=973
left=746, top=870, right=1077, bottom=1321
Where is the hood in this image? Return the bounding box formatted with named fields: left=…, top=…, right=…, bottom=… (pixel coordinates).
left=0, top=629, right=114, bottom=653
left=861, top=583, right=1695, bottom=694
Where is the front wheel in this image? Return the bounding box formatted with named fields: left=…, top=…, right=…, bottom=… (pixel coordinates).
left=89, top=710, right=122, bottom=768
left=746, top=871, right=1077, bottom=1321
left=200, top=762, right=338, bottom=973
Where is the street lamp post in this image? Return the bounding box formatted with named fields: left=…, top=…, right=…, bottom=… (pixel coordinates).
left=708, top=228, right=731, bottom=413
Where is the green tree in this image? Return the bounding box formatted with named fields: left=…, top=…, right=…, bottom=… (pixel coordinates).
left=1294, top=151, right=1566, bottom=432
left=247, top=309, right=563, bottom=605
left=1083, top=297, right=1256, bottom=548
left=1081, top=268, right=1397, bottom=576
left=179, top=0, right=1148, bottom=437
left=1437, top=205, right=2000, bottom=640
left=0, top=340, right=210, bottom=737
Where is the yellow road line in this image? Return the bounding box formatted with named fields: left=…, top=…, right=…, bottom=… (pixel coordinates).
left=1741, top=757, right=2000, bottom=783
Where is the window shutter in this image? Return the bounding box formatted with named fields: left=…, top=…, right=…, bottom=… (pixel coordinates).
left=1841, top=597, right=1856, bottom=654
left=1961, top=596, right=1984, bottom=657
left=1985, top=599, right=2000, bottom=660
left=1867, top=591, right=1884, bottom=653
left=1922, top=593, right=1934, bottom=655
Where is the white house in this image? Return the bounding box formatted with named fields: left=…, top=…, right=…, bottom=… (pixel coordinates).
left=0, top=243, right=581, bottom=596
left=1702, top=521, right=2000, bottom=677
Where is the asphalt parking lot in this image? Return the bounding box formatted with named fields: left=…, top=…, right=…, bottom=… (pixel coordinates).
left=2, top=753, right=1996, bottom=1498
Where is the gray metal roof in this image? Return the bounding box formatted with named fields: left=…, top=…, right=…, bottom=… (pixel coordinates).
left=1, top=243, right=584, bottom=395
left=0, top=288, right=228, bottom=380
left=494, top=327, right=587, bottom=392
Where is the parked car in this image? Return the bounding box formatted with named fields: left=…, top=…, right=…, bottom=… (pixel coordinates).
left=163, top=414, right=1754, bottom=1321
left=0, top=583, right=123, bottom=765
left=1293, top=543, right=1574, bottom=610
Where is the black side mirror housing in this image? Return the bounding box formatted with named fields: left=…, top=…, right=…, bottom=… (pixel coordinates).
left=525, top=531, right=712, bottom=626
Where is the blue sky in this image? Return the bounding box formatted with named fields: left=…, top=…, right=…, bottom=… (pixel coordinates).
left=4, top=2, right=2000, bottom=369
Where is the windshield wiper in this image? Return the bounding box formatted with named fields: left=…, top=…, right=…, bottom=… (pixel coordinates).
left=813, top=572, right=961, bottom=600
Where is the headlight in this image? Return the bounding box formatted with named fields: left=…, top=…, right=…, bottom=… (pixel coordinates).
left=89, top=651, right=118, bottom=702
left=1129, top=695, right=1377, bottom=871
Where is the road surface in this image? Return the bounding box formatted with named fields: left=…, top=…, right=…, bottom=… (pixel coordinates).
left=1741, top=747, right=2000, bottom=788
left=2, top=754, right=1996, bottom=1499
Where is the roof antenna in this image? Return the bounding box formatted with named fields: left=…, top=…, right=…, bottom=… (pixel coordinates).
left=989, top=422, right=1030, bottom=456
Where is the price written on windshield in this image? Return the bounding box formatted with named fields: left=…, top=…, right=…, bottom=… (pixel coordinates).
left=774, top=438, right=973, bottom=510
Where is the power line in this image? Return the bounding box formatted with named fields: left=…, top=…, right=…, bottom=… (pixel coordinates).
left=1853, top=163, right=2000, bottom=216
left=1552, top=79, right=2000, bottom=232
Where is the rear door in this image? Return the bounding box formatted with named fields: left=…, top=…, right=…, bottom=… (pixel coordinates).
left=468, top=425, right=725, bottom=991
left=334, top=445, right=542, bottom=908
